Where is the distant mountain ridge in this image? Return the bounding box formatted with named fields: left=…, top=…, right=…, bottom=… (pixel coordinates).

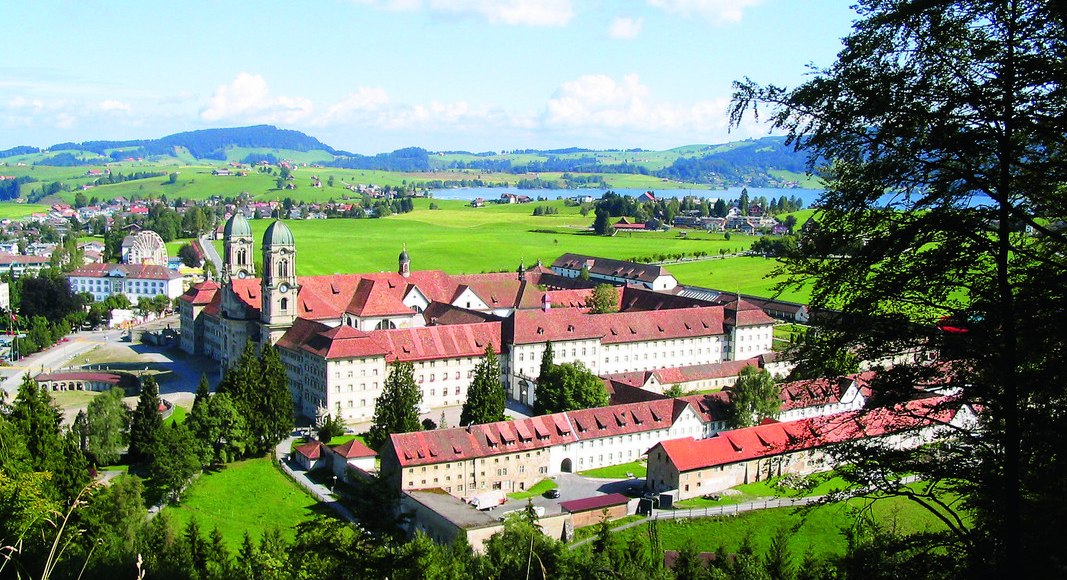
left=9, top=126, right=813, bottom=187
left=43, top=125, right=341, bottom=161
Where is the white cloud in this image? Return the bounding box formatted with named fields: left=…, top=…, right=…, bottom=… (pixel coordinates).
left=647, top=0, right=762, bottom=23
left=199, top=73, right=314, bottom=124
left=541, top=73, right=748, bottom=144
left=353, top=0, right=573, bottom=26
left=98, top=99, right=131, bottom=113
left=608, top=16, right=643, bottom=40
left=316, top=87, right=390, bottom=125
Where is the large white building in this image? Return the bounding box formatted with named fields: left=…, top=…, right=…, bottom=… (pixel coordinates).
left=66, top=263, right=184, bottom=304
left=179, top=215, right=776, bottom=425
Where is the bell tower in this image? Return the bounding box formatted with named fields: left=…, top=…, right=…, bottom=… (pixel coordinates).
left=260, top=219, right=297, bottom=345
left=222, top=213, right=255, bottom=281
left=399, top=244, right=410, bottom=278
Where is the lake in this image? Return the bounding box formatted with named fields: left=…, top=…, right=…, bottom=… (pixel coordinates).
left=426, top=185, right=993, bottom=210
left=427, top=186, right=824, bottom=207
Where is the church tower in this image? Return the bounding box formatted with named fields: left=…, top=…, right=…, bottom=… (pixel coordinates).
left=222, top=213, right=255, bottom=281
left=260, top=219, right=298, bottom=346
left=399, top=244, right=410, bottom=278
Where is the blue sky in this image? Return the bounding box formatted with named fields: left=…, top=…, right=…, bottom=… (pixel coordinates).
left=1, top=1, right=857, bottom=154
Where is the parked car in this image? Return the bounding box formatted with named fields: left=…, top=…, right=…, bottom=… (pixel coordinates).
left=544, top=488, right=561, bottom=499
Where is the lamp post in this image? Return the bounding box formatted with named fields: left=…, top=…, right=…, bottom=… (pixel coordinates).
left=332, top=476, right=337, bottom=492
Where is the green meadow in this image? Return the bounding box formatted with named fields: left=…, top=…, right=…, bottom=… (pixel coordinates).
left=204, top=198, right=812, bottom=301
left=166, top=457, right=323, bottom=547
left=614, top=495, right=953, bottom=561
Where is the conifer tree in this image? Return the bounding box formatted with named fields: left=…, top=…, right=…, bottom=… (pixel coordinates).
left=192, top=373, right=210, bottom=411
left=129, top=374, right=162, bottom=464
left=460, top=344, right=505, bottom=427
left=256, top=344, right=294, bottom=455
left=366, top=362, right=422, bottom=450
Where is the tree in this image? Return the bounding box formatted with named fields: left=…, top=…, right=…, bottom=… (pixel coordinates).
left=216, top=341, right=293, bottom=457
left=317, top=413, right=346, bottom=444
left=366, top=362, right=422, bottom=450
left=129, top=374, right=163, bottom=464
left=256, top=344, right=294, bottom=455
left=587, top=284, right=619, bottom=314
left=460, top=344, right=506, bottom=427
left=187, top=392, right=248, bottom=465
left=83, top=386, right=128, bottom=466
left=726, top=367, right=779, bottom=429
left=533, top=362, right=609, bottom=416
left=148, top=422, right=202, bottom=502
left=731, top=1, right=1067, bottom=574
left=178, top=243, right=202, bottom=267
left=592, top=208, right=611, bottom=235
left=193, top=373, right=210, bottom=410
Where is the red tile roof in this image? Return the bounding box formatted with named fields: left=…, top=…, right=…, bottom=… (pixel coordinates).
left=603, top=358, right=761, bottom=389
left=180, top=280, right=221, bottom=305
left=778, top=373, right=874, bottom=411
left=294, top=441, right=323, bottom=460
left=65, top=262, right=181, bottom=280
left=330, top=439, right=377, bottom=459
left=653, top=395, right=961, bottom=473
left=510, top=306, right=724, bottom=345
left=372, top=323, right=503, bottom=363
left=387, top=414, right=579, bottom=468
left=725, top=299, right=776, bottom=327
left=276, top=319, right=502, bottom=362
left=35, top=371, right=123, bottom=384
left=560, top=493, right=630, bottom=513
left=346, top=278, right=413, bottom=317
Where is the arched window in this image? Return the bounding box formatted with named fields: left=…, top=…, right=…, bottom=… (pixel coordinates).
left=280, top=297, right=289, bottom=311
left=278, top=259, right=289, bottom=278
left=375, top=319, right=397, bottom=330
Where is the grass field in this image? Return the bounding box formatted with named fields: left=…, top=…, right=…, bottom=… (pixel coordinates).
left=616, top=495, right=951, bottom=561
left=164, top=405, right=187, bottom=426
left=222, top=201, right=763, bottom=279
left=166, top=457, right=324, bottom=547
left=578, top=461, right=647, bottom=479
left=0, top=203, right=51, bottom=219
left=667, top=257, right=812, bottom=302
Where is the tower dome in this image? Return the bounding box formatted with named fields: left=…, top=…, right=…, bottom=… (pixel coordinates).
left=263, top=219, right=294, bottom=247
left=223, top=213, right=252, bottom=238
left=399, top=244, right=410, bottom=277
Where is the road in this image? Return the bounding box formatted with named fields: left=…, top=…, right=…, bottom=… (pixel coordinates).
left=1, top=315, right=219, bottom=418
left=199, top=234, right=223, bottom=273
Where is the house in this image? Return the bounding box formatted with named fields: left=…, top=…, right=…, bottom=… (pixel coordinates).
left=551, top=253, right=678, bottom=291
left=326, top=438, right=378, bottom=481
left=293, top=440, right=327, bottom=471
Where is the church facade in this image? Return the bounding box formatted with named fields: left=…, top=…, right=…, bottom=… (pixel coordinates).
left=179, top=215, right=776, bottom=425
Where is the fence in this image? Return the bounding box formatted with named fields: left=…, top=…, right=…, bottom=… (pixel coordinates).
left=650, top=495, right=823, bottom=521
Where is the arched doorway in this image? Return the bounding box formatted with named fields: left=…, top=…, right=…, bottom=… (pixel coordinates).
left=561, top=458, right=573, bottom=473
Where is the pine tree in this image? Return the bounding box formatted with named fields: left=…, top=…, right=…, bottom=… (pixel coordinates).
left=128, top=374, right=162, bottom=464
left=192, top=373, right=211, bottom=411
left=460, top=344, right=505, bottom=427
left=538, top=341, right=554, bottom=381
left=366, top=362, right=422, bottom=450
left=256, top=344, right=294, bottom=455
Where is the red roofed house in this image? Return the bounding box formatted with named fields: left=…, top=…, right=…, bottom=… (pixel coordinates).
left=293, top=440, right=326, bottom=471
left=326, top=438, right=378, bottom=481
left=646, top=396, right=977, bottom=500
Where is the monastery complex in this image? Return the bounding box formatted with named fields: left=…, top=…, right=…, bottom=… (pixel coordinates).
left=179, top=215, right=777, bottom=424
